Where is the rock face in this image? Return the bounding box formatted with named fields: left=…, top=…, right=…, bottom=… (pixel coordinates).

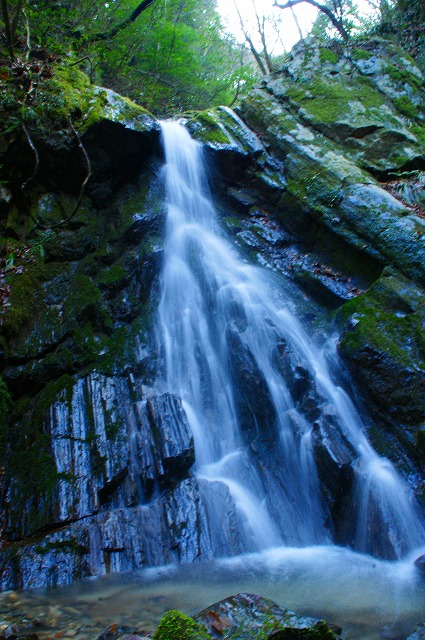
left=188, top=37, right=425, bottom=497
left=1, top=38, right=425, bottom=590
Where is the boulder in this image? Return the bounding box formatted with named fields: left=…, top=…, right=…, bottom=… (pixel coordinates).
left=406, top=623, right=425, bottom=640
left=193, top=593, right=342, bottom=639
left=338, top=269, right=425, bottom=431
left=147, top=393, right=195, bottom=485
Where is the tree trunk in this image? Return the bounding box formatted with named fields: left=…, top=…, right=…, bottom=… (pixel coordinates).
left=1, top=0, right=15, bottom=58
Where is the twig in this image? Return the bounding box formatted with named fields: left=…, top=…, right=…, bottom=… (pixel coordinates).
left=21, top=123, right=43, bottom=227
left=66, top=56, right=94, bottom=83
left=21, top=123, right=39, bottom=192
left=48, top=120, right=92, bottom=228
left=21, top=121, right=92, bottom=230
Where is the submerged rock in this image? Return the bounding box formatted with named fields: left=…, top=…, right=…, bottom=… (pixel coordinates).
left=407, top=623, right=425, bottom=640
left=193, top=593, right=342, bottom=639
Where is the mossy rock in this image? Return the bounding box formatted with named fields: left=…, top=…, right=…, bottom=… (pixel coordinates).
left=1, top=259, right=45, bottom=337
left=187, top=106, right=263, bottom=156
left=153, top=610, right=210, bottom=640
left=193, top=594, right=341, bottom=640
left=2, top=376, right=75, bottom=535
left=338, top=268, right=425, bottom=426
left=39, top=67, right=157, bottom=134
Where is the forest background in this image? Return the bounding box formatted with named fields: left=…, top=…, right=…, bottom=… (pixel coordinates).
left=1, top=0, right=425, bottom=125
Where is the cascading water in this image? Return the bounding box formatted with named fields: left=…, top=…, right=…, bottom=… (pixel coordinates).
left=156, top=120, right=425, bottom=561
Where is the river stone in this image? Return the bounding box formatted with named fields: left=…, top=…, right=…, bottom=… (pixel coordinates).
left=96, top=625, right=132, bottom=640
left=193, top=593, right=342, bottom=639
left=406, top=623, right=425, bottom=640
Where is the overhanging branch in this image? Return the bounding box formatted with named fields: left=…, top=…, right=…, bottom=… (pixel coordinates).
left=87, top=0, right=156, bottom=42
left=273, top=0, right=349, bottom=40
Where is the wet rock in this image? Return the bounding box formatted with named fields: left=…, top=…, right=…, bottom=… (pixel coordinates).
left=311, top=407, right=356, bottom=537
left=193, top=593, right=342, bottom=639
left=406, top=623, right=425, bottom=640
left=414, top=554, right=425, bottom=572
left=338, top=269, right=425, bottom=437
left=225, top=323, right=277, bottom=441
left=239, top=39, right=425, bottom=286
left=96, top=625, right=132, bottom=640
left=147, top=393, right=195, bottom=485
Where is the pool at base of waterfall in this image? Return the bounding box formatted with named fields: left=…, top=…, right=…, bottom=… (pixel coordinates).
left=1, top=546, right=424, bottom=640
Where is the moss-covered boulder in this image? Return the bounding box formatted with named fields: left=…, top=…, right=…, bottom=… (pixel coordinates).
left=153, top=610, right=210, bottom=640
left=238, top=38, right=425, bottom=286
left=338, top=268, right=425, bottom=460
left=192, top=593, right=342, bottom=639
left=0, top=63, right=160, bottom=212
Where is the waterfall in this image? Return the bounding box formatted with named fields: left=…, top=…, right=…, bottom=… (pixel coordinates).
left=156, top=120, right=425, bottom=560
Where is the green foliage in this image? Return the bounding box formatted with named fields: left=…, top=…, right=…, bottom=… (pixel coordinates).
left=96, top=0, right=255, bottom=114
left=153, top=610, right=210, bottom=640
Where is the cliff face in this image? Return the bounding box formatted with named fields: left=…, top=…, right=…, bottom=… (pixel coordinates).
left=0, top=38, right=424, bottom=590
left=188, top=37, right=425, bottom=483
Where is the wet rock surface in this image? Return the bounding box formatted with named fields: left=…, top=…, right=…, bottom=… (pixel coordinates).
left=1, top=36, right=425, bottom=591
left=193, top=593, right=342, bottom=639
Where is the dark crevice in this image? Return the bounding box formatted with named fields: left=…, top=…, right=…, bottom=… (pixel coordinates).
left=368, top=157, right=425, bottom=182
left=6, top=332, right=70, bottom=366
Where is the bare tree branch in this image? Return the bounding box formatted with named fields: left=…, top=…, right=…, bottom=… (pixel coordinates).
left=290, top=6, right=304, bottom=41
left=232, top=0, right=267, bottom=75
left=87, top=0, right=156, bottom=42
left=251, top=0, right=273, bottom=72
left=273, top=0, right=349, bottom=40
left=21, top=123, right=40, bottom=192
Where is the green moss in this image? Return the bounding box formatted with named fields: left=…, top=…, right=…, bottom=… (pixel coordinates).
left=319, top=48, right=339, bottom=64
left=4, top=376, right=75, bottom=533
left=339, top=271, right=425, bottom=369
left=41, top=66, right=107, bottom=131
left=153, top=610, right=210, bottom=640
left=340, top=306, right=417, bottom=365
left=63, top=273, right=107, bottom=328
left=286, top=76, right=385, bottom=124
left=2, top=262, right=44, bottom=336
left=34, top=538, right=87, bottom=556
left=32, top=375, right=74, bottom=421
left=393, top=95, right=419, bottom=119
left=411, top=124, right=425, bottom=147
left=97, top=264, right=128, bottom=288
left=384, top=64, right=423, bottom=88
left=352, top=48, right=373, bottom=60
left=188, top=109, right=229, bottom=145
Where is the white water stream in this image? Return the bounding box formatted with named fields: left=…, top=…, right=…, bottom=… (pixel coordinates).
left=156, top=120, right=425, bottom=559
left=2, top=120, right=424, bottom=640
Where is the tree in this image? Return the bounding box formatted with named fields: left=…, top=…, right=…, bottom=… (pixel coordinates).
left=231, top=0, right=289, bottom=75
left=96, top=0, right=256, bottom=114
left=273, top=0, right=349, bottom=40
left=1, top=0, right=24, bottom=58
